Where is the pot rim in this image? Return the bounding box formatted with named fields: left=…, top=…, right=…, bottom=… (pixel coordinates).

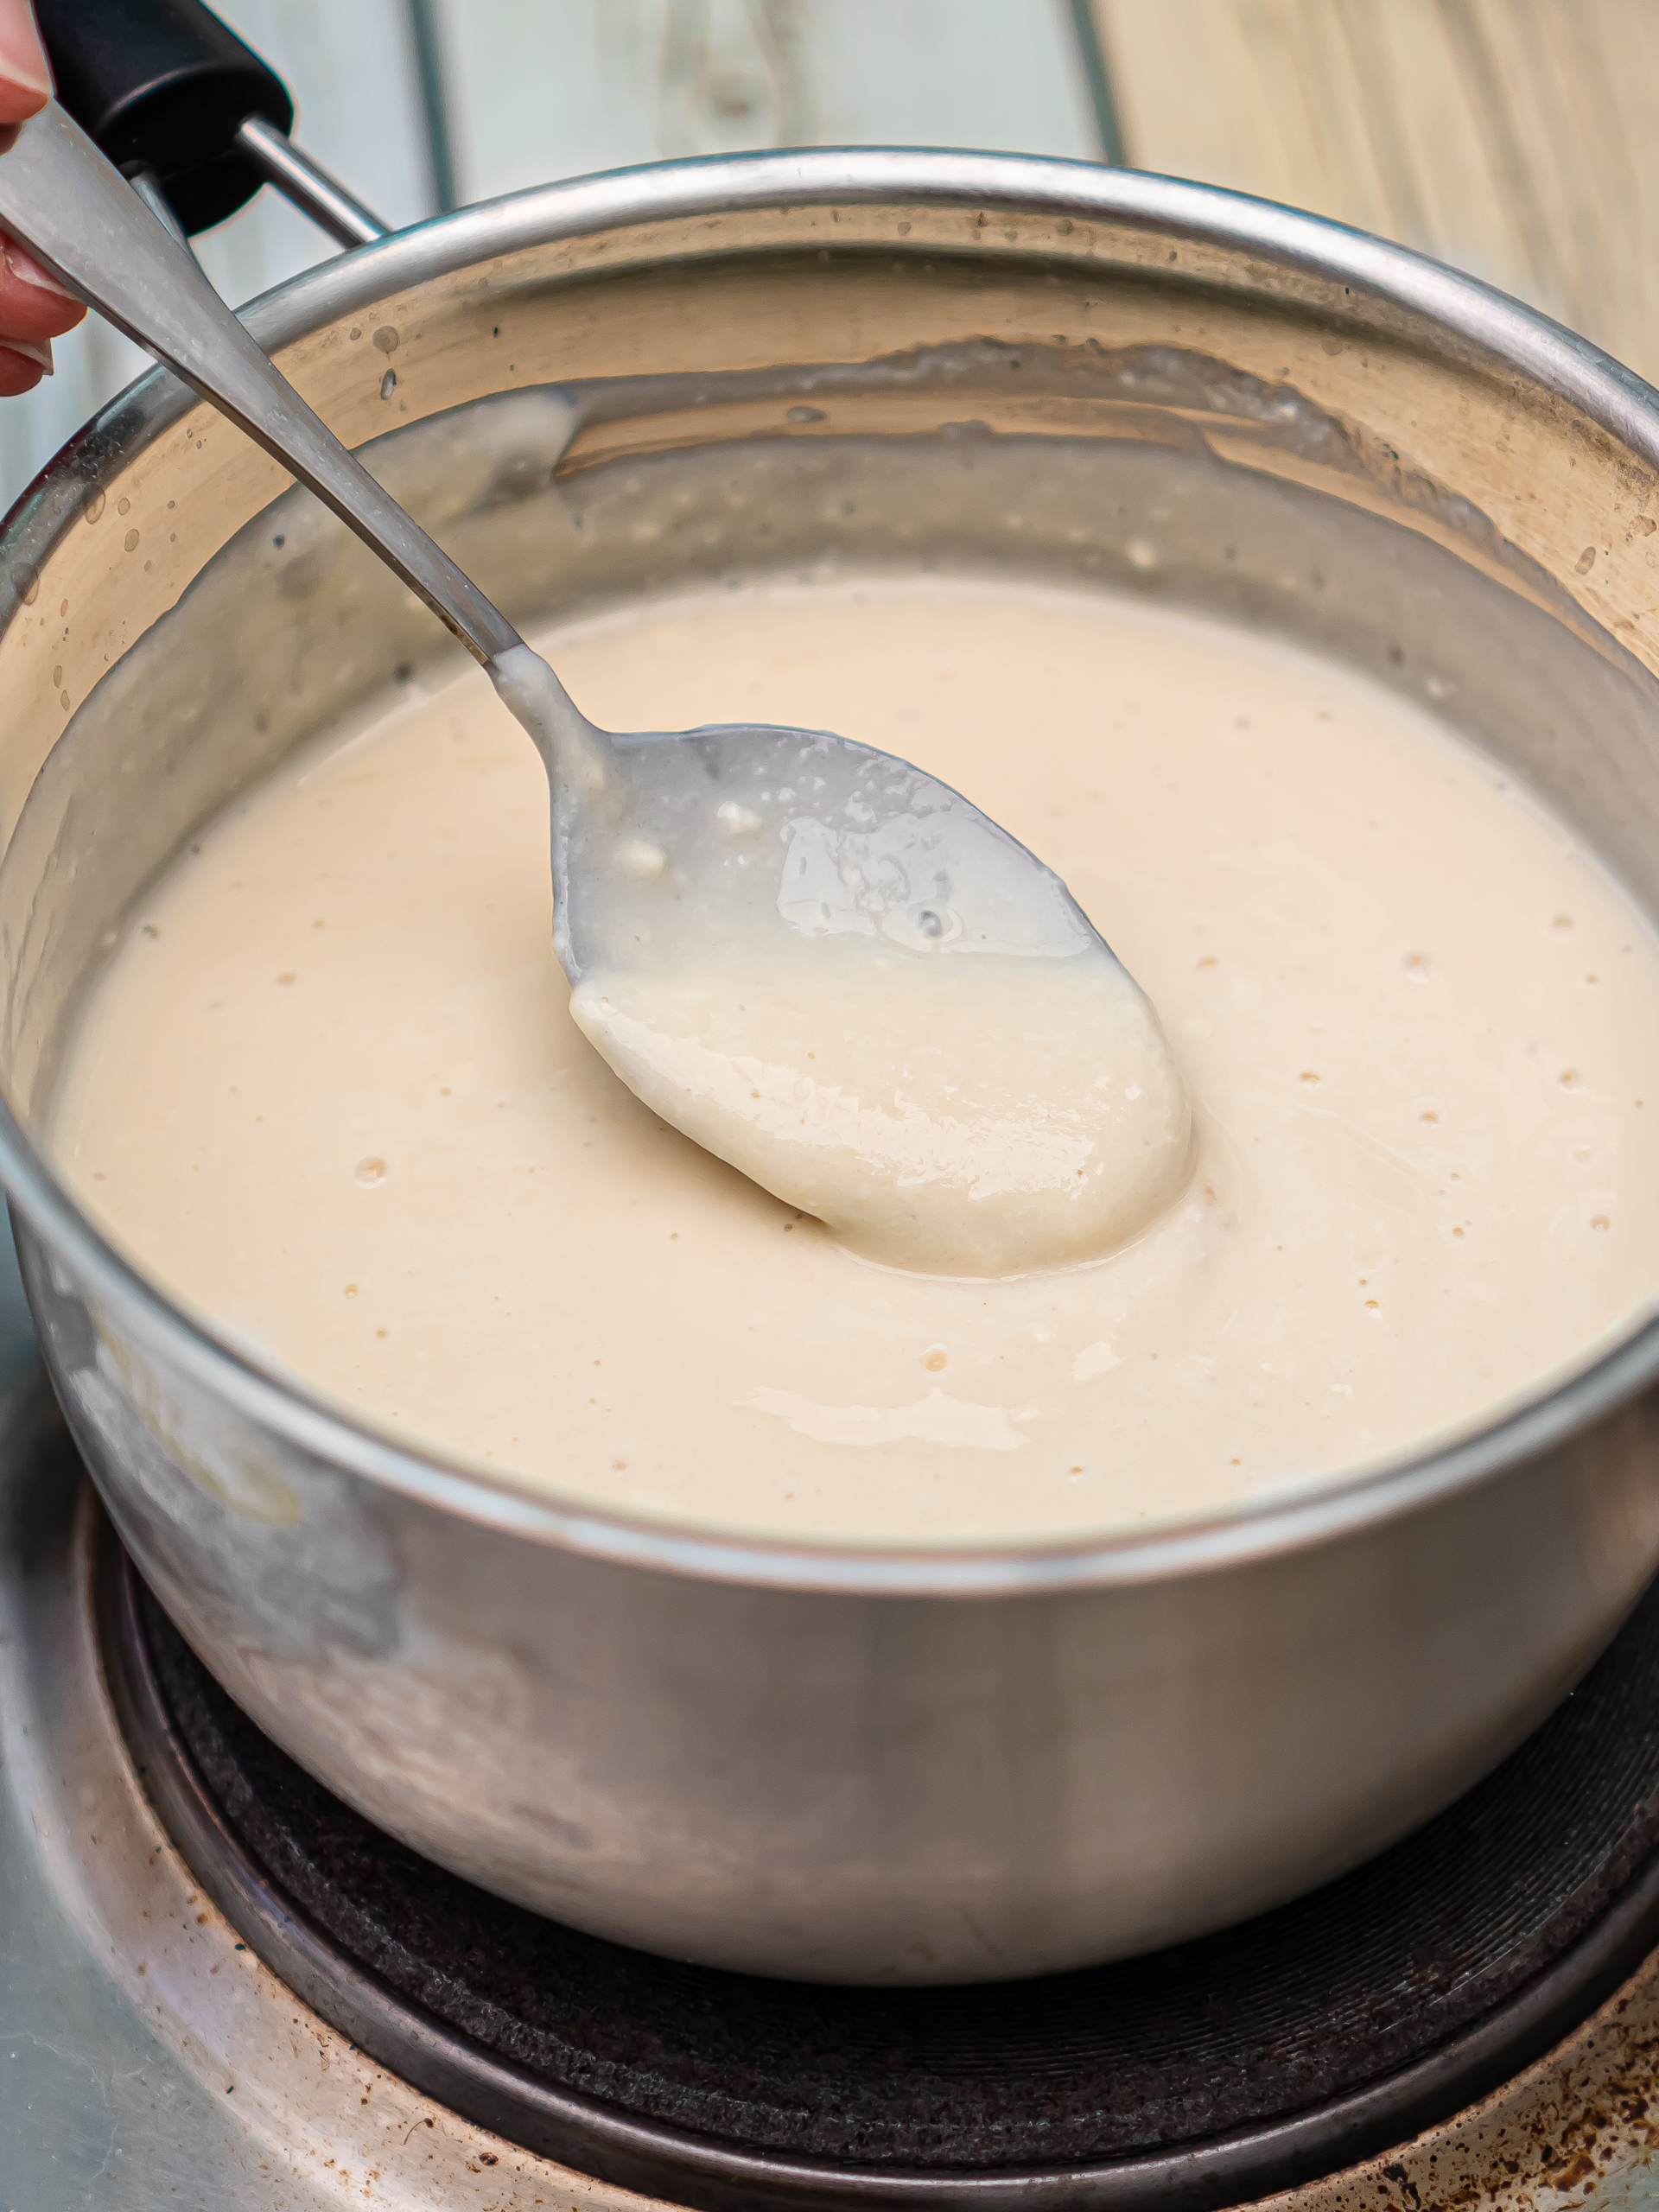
left=4, top=143, right=1658, bottom=1597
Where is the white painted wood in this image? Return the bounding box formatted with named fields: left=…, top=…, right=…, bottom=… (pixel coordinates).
left=429, top=0, right=1101, bottom=207
left=1, top=0, right=434, bottom=512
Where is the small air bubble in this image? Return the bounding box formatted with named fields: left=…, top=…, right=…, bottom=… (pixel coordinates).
left=1592, top=1214, right=1611, bottom=1230
left=923, top=1347, right=948, bottom=1371
left=354, top=1156, right=387, bottom=1186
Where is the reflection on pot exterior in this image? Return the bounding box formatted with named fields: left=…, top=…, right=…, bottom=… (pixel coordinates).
left=32, top=1248, right=398, bottom=1665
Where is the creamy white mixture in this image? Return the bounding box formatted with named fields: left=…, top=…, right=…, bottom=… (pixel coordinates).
left=572, top=946, right=1192, bottom=1276
left=49, top=576, right=1659, bottom=1542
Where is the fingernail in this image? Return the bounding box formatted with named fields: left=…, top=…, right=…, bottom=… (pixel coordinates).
left=4, top=242, right=78, bottom=302
left=0, top=17, right=54, bottom=102
left=3, top=336, right=53, bottom=374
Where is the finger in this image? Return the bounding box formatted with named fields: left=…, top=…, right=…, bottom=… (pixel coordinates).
left=0, top=337, right=48, bottom=393
left=0, top=0, right=49, bottom=127
left=0, top=233, right=85, bottom=339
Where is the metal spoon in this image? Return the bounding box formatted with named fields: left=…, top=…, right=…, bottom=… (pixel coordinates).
left=0, top=108, right=1197, bottom=1281
left=0, top=99, right=1122, bottom=990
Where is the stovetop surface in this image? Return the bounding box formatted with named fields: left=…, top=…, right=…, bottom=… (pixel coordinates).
left=6, top=1218, right=1659, bottom=2212
left=105, top=1524, right=1659, bottom=2211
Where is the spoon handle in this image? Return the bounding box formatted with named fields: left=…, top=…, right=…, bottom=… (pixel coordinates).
left=0, top=101, right=521, bottom=671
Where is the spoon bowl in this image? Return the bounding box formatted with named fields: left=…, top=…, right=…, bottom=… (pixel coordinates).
left=0, top=103, right=1116, bottom=991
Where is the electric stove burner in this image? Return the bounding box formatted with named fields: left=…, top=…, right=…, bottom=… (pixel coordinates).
left=103, top=1523, right=1659, bottom=2212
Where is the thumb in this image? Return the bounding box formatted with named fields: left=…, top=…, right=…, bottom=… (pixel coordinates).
left=0, top=0, right=50, bottom=129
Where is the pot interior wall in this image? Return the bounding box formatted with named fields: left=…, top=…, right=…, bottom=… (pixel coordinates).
left=3, top=263, right=1659, bottom=1137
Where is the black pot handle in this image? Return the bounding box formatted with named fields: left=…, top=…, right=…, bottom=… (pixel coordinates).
left=33, top=0, right=385, bottom=245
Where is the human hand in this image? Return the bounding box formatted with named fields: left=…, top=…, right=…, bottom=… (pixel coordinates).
left=0, top=0, right=86, bottom=394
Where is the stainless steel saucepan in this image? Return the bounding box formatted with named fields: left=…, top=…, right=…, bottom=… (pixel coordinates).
left=3, top=149, right=1659, bottom=1986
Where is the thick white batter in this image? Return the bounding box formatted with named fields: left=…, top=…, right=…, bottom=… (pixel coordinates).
left=48, top=576, right=1659, bottom=1542
left=572, top=945, right=1192, bottom=1276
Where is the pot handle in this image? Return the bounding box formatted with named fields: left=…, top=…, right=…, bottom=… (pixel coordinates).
left=31, top=0, right=388, bottom=248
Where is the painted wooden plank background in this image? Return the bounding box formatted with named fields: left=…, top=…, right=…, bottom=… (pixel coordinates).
left=425, top=0, right=1100, bottom=205
left=1094, top=0, right=1659, bottom=385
